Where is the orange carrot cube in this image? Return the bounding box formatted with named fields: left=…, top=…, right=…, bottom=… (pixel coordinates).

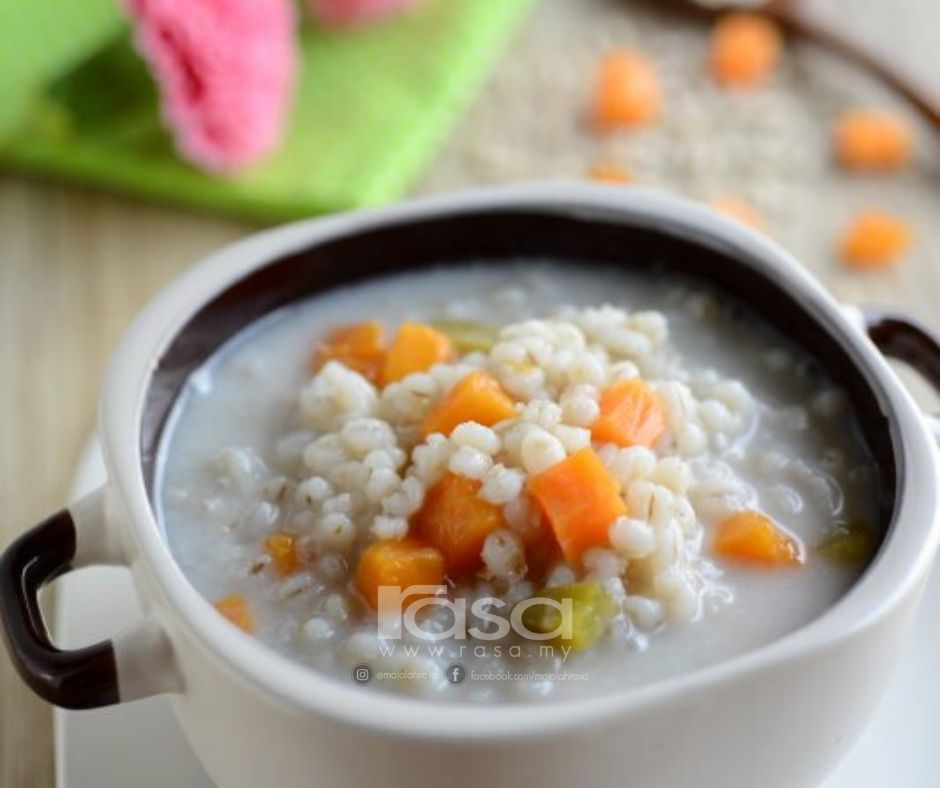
left=834, top=110, right=913, bottom=171
left=587, top=162, right=633, bottom=184
left=264, top=533, right=301, bottom=578
left=381, top=322, right=455, bottom=385
left=421, top=371, right=516, bottom=437
left=711, top=198, right=766, bottom=231
left=414, top=473, right=507, bottom=578
left=713, top=511, right=802, bottom=566
left=528, top=448, right=627, bottom=563
left=355, top=538, right=446, bottom=611
left=710, top=13, right=781, bottom=88
left=591, top=50, right=662, bottom=130
left=592, top=379, right=666, bottom=449
left=313, top=321, right=386, bottom=384
left=214, top=594, right=256, bottom=633
left=840, top=211, right=913, bottom=268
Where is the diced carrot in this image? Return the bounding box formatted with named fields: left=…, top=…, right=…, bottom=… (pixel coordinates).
left=214, top=594, right=256, bottom=633
left=592, top=379, right=666, bottom=448
left=526, top=524, right=564, bottom=583
left=834, top=110, right=913, bottom=172
left=356, top=537, right=444, bottom=610
left=527, top=448, right=627, bottom=563
left=709, top=13, right=781, bottom=89
left=591, top=50, right=662, bottom=130
left=414, top=473, right=507, bottom=577
left=713, top=511, right=802, bottom=566
left=313, top=321, right=386, bottom=384
left=355, top=537, right=446, bottom=611
left=711, top=198, right=765, bottom=231
left=839, top=211, right=913, bottom=268
left=587, top=162, right=633, bottom=184
left=421, top=371, right=516, bottom=437
left=264, top=533, right=301, bottom=578
left=381, top=322, right=455, bottom=385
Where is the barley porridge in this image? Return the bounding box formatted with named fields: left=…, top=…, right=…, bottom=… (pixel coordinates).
left=156, top=263, right=881, bottom=702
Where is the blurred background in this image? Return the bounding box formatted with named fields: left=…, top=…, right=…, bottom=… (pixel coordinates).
left=0, top=0, right=937, bottom=784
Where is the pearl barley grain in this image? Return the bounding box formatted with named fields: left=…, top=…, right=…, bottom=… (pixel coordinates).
left=448, top=445, right=494, bottom=480
left=625, top=596, right=667, bottom=630
left=481, top=529, right=525, bottom=580
left=610, top=516, right=656, bottom=558
left=521, top=428, right=566, bottom=475
left=303, top=617, right=336, bottom=646
left=451, top=421, right=501, bottom=455
left=561, top=395, right=600, bottom=427
left=371, top=515, right=408, bottom=540
left=480, top=465, right=525, bottom=505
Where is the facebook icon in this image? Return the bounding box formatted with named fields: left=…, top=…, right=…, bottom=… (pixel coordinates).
left=444, top=663, right=468, bottom=686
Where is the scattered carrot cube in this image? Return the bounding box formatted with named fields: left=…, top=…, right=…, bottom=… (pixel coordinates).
left=839, top=211, right=913, bottom=268
left=711, top=198, right=765, bottom=231
left=313, top=321, right=386, bottom=384
left=709, top=13, right=781, bottom=89
left=587, top=162, right=633, bottom=184
left=592, top=379, right=666, bottom=448
left=355, top=538, right=445, bottom=611
left=591, top=50, right=662, bottom=130
left=381, top=322, right=455, bottom=385
left=528, top=448, right=627, bottom=563
left=264, top=533, right=301, bottom=578
left=421, top=371, right=516, bottom=437
left=414, top=473, right=507, bottom=578
left=713, top=511, right=802, bottom=566
left=834, top=110, right=913, bottom=171
left=214, top=594, right=256, bottom=633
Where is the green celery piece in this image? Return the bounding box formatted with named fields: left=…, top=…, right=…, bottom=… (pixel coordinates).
left=432, top=320, right=500, bottom=354
left=817, top=525, right=878, bottom=564
left=520, top=582, right=619, bottom=652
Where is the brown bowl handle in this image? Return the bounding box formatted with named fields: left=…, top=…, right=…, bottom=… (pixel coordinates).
left=0, top=503, right=119, bottom=709
left=863, top=309, right=940, bottom=391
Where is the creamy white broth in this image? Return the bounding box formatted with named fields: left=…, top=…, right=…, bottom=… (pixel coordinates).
left=156, top=263, right=879, bottom=702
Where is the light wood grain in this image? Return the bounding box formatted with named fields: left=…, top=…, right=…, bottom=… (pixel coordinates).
left=0, top=178, right=248, bottom=787
left=1, top=0, right=938, bottom=785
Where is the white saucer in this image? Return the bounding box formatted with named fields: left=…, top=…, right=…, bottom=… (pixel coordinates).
left=55, top=441, right=939, bottom=787
left=54, top=441, right=213, bottom=788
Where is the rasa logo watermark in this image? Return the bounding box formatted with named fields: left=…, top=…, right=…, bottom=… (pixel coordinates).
left=376, top=585, right=573, bottom=641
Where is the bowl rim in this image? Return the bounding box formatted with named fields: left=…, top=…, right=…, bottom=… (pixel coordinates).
left=101, top=181, right=940, bottom=740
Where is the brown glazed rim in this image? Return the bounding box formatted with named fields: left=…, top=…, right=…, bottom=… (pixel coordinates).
left=141, top=205, right=898, bottom=542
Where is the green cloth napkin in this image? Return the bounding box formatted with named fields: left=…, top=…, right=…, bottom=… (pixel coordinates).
left=0, top=0, right=535, bottom=221
left=0, top=0, right=124, bottom=139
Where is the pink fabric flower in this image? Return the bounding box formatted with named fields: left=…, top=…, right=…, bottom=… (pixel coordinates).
left=308, top=0, right=422, bottom=28
left=126, top=0, right=296, bottom=173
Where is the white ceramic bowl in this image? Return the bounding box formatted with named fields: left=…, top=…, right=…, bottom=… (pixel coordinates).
left=4, top=183, right=940, bottom=788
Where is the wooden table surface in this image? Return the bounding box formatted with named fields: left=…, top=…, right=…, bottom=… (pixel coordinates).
left=1, top=0, right=937, bottom=785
